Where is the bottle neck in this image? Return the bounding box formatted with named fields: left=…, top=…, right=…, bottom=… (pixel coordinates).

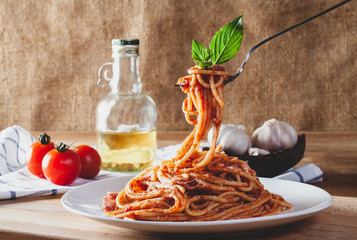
left=110, top=47, right=142, bottom=94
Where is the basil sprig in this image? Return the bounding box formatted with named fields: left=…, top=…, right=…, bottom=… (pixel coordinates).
left=192, top=16, right=243, bottom=68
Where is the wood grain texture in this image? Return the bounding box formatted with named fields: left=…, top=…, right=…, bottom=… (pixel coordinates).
left=0, top=195, right=355, bottom=240
left=0, top=0, right=356, bottom=132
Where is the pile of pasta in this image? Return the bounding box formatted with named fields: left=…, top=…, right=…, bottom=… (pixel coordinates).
left=102, top=66, right=292, bottom=221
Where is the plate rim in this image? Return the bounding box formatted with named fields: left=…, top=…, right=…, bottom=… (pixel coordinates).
left=61, top=175, right=332, bottom=230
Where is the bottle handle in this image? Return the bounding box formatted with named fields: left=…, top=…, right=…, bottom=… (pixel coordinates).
left=97, top=62, right=114, bottom=87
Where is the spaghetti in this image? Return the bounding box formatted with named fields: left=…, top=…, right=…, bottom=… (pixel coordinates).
left=102, top=66, right=292, bottom=221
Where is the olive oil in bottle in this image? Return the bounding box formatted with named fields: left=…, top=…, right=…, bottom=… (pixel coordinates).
left=97, top=130, right=156, bottom=172
left=96, top=39, right=157, bottom=172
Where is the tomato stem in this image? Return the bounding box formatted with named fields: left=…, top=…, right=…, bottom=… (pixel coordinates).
left=56, top=142, right=70, bottom=152
left=38, top=133, right=51, bottom=145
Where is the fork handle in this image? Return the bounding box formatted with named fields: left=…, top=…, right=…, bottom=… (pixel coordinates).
left=225, top=0, right=351, bottom=85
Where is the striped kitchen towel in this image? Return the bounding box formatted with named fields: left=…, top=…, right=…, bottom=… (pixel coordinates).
left=274, top=163, right=323, bottom=183
left=0, top=125, right=134, bottom=200
left=0, top=125, right=35, bottom=176
left=0, top=167, right=132, bottom=200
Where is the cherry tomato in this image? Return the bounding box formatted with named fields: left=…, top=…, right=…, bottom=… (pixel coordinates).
left=42, top=143, right=81, bottom=185
left=74, top=145, right=101, bottom=179
left=25, top=133, right=55, bottom=178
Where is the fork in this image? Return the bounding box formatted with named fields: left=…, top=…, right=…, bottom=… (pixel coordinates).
left=224, top=0, right=351, bottom=85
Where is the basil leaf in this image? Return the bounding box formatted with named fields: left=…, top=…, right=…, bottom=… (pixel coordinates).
left=192, top=40, right=212, bottom=68
left=209, top=16, right=243, bottom=66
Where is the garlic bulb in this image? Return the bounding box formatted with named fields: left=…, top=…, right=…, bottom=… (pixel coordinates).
left=248, top=148, right=270, bottom=156
left=251, top=119, right=298, bottom=153
left=207, top=124, right=251, bottom=156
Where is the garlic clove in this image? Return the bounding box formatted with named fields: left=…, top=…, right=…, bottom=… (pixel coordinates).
left=252, top=119, right=298, bottom=153
left=248, top=148, right=270, bottom=156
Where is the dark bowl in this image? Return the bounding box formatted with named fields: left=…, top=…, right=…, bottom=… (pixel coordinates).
left=235, top=134, right=306, bottom=177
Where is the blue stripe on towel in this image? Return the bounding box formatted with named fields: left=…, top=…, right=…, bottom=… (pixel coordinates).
left=5, top=133, right=21, bottom=165
left=0, top=179, right=33, bottom=190
left=14, top=128, right=21, bottom=165
left=0, top=153, right=6, bottom=160
left=307, top=173, right=323, bottom=183
left=18, top=171, right=31, bottom=178
left=22, top=189, right=59, bottom=198
left=0, top=141, right=21, bottom=172
left=13, top=127, right=28, bottom=152
left=291, top=169, right=304, bottom=182
left=10, top=191, right=16, bottom=199
left=0, top=142, right=7, bottom=162
left=3, top=138, right=18, bottom=146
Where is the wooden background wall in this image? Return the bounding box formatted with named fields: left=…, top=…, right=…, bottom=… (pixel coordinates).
left=0, top=0, right=356, bottom=133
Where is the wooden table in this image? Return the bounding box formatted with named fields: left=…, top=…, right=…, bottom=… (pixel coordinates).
left=0, top=132, right=356, bottom=239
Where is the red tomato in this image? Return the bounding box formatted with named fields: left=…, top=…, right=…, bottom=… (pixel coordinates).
left=25, top=133, right=55, bottom=178
left=74, top=145, right=101, bottom=179
left=42, top=143, right=81, bottom=185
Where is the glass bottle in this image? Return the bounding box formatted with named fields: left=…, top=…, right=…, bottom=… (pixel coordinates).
left=96, top=39, right=157, bottom=172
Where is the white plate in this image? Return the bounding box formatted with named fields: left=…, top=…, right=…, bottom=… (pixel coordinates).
left=61, top=176, right=332, bottom=234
